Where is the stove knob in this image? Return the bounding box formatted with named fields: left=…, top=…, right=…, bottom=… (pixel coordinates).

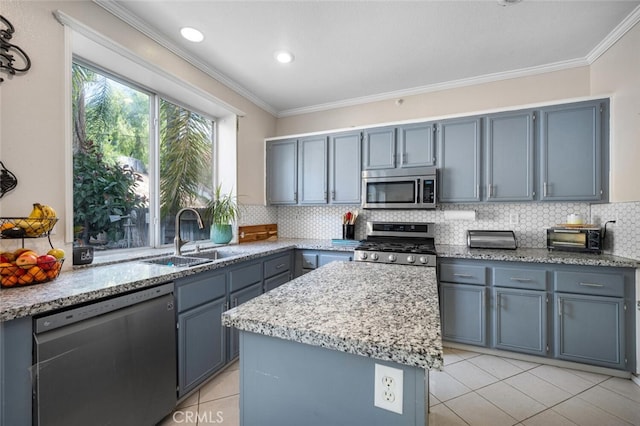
left=359, top=252, right=368, bottom=260
left=419, top=256, right=428, bottom=264
left=407, top=255, right=416, bottom=263
left=370, top=253, right=379, bottom=261
left=388, top=254, right=397, bottom=262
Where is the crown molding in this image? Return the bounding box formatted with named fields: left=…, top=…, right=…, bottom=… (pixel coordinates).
left=277, top=57, right=589, bottom=118
left=93, top=0, right=278, bottom=116
left=586, top=4, right=640, bottom=64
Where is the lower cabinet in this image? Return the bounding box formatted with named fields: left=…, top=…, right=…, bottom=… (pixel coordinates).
left=295, top=249, right=353, bottom=277
left=228, top=282, right=263, bottom=360
left=493, top=287, right=547, bottom=356
left=438, top=259, right=635, bottom=371
left=440, top=282, right=486, bottom=346
left=554, top=292, right=625, bottom=369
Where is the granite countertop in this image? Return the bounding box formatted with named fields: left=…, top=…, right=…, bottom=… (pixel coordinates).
left=0, top=239, right=349, bottom=322
left=222, top=261, right=444, bottom=371
left=436, top=245, right=639, bottom=268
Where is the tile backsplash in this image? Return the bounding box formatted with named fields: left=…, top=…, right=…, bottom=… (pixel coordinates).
left=240, top=201, right=640, bottom=260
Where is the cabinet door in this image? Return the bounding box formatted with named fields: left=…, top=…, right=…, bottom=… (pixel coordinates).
left=329, top=131, right=361, bottom=204
left=318, top=252, right=353, bottom=267
left=362, top=127, right=396, bottom=170
left=398, top=122, right=435, bottom=168
left=486, top=112, right=535, bottom=201
left=264, top=271, right=290, bottom=292
left=438, top=118, right=482, bottom=202
left=178, top=297, right=226, bottom=396
left=493, top=288, right=547, bottom=355
left=228, top=282, right=263, bottom=360
left=540, top=101, right=602, bottom=201
left=554, top=293, right=625, bottom=369
left=266, top=139, right=297, bottom=205
left=298, top=136, right=328, bottom=204
left=440, top=282, right=486, bottom=346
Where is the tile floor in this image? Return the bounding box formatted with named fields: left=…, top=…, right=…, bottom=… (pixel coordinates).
left=159, top=348, right=640, bottom=425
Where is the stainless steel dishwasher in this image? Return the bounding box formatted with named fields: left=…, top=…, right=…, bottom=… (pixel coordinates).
left=33, top=283, right=176, bottom=426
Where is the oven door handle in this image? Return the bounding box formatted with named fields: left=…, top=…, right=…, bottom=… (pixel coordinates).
left=415, top=179, right=420, bottom=204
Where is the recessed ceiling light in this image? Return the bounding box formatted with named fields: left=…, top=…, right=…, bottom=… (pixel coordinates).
left=274, top=50, right=294, bottom=64
left=180, top=27, right=204, bottom=43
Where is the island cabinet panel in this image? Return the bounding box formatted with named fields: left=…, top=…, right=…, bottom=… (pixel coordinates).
left=228, top=282, right=263, bottom=360
left=493, top=288, right=548, bottom=356
left=266, top=139, right=298, bottom=205
left=329, top=131, right=362, bottom=204
left=294, top=249, right=353, bottom=277
left=485, top=111, right=535, bottom=201
left=437, top=117, right=482, bottom=202
left=0, top=316, right=32, bottom=426
left=540, top=100, right=604, bottom=201
left=298, top=135, right=328, bottom=204
left=240, top=331, right=427, bottom=426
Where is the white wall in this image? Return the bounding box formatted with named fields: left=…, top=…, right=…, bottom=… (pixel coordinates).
left=591, top=21, right=640, bottom=203
left=0, top=1, right=276, bottom=257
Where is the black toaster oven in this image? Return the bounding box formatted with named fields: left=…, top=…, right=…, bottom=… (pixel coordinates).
left=546, top=227, right=602, bottom=254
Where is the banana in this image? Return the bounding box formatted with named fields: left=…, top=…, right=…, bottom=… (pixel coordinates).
left=41, top=204, right=57, bottom=220
left=28, top=203, right=45, bottom=219
left=14, top=219, right=47, bottom=237
left=28, top=203, right=57, bottom=233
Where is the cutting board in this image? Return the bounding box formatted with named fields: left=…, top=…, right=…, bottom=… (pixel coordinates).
left=238, top=224, right=278, bottom=243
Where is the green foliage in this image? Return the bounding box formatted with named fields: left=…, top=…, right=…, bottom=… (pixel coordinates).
left=73, top=140, right=146, bottom=244
left=205, top=184, right=241, bottom=225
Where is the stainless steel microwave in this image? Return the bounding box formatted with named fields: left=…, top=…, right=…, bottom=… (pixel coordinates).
left=362, top=166, right=437, bottom=209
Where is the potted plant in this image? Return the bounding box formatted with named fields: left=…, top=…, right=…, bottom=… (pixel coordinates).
left=206, top=184, right=241, bottom=244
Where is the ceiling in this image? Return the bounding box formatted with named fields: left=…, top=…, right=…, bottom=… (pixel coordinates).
left=98, top=1, right=640, bottom=117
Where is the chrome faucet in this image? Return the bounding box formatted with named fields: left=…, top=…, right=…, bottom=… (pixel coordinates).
left=174, top=208, right=204, bottom=256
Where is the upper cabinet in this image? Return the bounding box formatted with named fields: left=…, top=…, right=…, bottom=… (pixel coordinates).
left=540, top=101, right=605, bottom=201
left=266, top=139, right=297, bottom=205
left=266, top=131, right=362, bottom=206
left=485, top=111, right=535, bottom=202
left=438, top=117, right=482, bottom=202
left=363, top=123, right=435, bottom=170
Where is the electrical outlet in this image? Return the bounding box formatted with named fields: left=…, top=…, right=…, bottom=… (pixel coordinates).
left=509, top=213, right=519, bottom=225
left=374, top=364, right=403, bottom=414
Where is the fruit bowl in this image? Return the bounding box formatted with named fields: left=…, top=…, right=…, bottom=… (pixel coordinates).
left=0, top=217, right=58, bottom=238
left=0, top=258, right=64, bottom=288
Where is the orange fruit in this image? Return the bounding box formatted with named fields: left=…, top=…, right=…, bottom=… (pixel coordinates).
left=17, top=274, right=34, bottom=285
left=1, top=275, right=18, bottom=287
left=27, top=266, right=47, bottom=282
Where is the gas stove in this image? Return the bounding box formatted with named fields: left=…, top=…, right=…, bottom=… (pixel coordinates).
left=354, top=221, right=436, bottom=267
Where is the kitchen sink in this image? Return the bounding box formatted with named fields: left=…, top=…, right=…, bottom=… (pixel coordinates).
left=142, top=255, right=214, bottom=268
left=188, top=249, right=247, bottom=260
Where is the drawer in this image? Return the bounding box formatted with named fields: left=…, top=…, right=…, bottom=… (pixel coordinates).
left=264, top=271, right=290, bottom=292
left=229, top=262, right=262, bottom=293
left=264, top=253, right=291, bottom=279
left=176, top=271, right=226, bottom=312
left=554, top=270, right=625, bottom=297
left=439, top=263, right=487, bottom=285
left=301, top=253, right=318, bottom=270
left=493, top=267, right=546, bottom=291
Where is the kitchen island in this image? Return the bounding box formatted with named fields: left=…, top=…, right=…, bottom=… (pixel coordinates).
left=222, top=261, right=443, bottom=426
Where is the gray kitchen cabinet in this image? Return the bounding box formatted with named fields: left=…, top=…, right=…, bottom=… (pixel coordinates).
left=440, top=282, right=487, bottom=346
left=485, top=111, right=535, bottom=201
left=264, top=251, right=293, bottom=292
left=176, top=270, right=227, bottom=397
left=398, top=122, right=436, bottom=168
left=540, top=100, right=605, bottom=201
left=0, top=317, right=32, bottom=426
left=362, top=126, right=396, bottom=170
left=295, top=249, right=353, bottom=277
left=437, top=117, right=482, bottom=202
left=329, top=131, right=362, bottom=204
left=554, top=293, right=625, bottom=369
left=298, top=135, right=328, bottom=204
left=493, top=288, right=547, bottom=355
left=228, top=282, right=263, bottom=360
left=266, top=139, right=297, bottom=205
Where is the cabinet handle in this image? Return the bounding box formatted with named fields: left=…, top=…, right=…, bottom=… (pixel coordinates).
left=487, top=184, right=492, bottom=199
left=475, top=185, right=479, bottom=199
left=233, top=297, right=238, bottom=308
left=294, top=191, right=297, bottom=202
left=557, top=298, right=562, bottom=316
left=510, top=277, right=532, bottom=282
left=453, top=273, right=473, bottom=278
left=331, top=190, right=336, bottom=201
left=579, top=282, right=604, bottom=288
left=403, top=153, right=407, bottom=163
left=543, top=182, right=548, bottom=197
left=276, top=263, right=286, bottom=269
left=324, top=191, right=328, bottom=201
left=225, top=301, right=230, bottom=310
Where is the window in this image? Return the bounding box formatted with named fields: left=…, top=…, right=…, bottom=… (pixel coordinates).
left=72, top=62, right=215, bottom=251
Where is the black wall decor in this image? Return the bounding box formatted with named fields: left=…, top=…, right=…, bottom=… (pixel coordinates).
left=0, top=15, right=31, bottom=82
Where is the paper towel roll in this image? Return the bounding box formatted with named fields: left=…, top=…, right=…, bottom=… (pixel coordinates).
left=443, top=210, right=477, bottom=221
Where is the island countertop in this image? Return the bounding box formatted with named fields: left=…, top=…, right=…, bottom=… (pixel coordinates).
left=222, top=261, right=443, bottom=371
